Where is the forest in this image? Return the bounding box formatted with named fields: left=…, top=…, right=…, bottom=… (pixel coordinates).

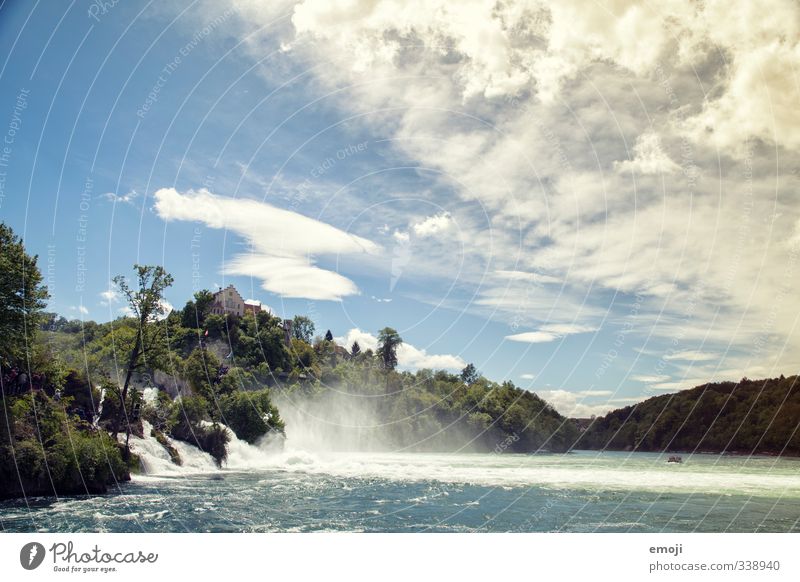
left=577, top=375, right=800, bottom=455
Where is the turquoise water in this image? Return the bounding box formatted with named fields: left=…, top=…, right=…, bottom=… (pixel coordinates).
left=2, top=451, right=799, bottom=532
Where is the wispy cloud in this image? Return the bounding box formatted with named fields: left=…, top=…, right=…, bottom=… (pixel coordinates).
left=101, top=190, right=139, bottom=205
left=153, top=187, right=381, bottom=301
left=506, top=323, right=597, bottom=344
left=663, top=350, right=718, bottom=363
left=191, top=0, right=800, bottom=378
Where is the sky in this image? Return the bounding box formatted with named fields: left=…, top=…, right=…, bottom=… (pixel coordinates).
left=1, top=0, right=798, bottom=417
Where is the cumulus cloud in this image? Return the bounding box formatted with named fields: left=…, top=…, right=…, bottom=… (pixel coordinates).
left=201, top=0, right=800, bottom=379
left=99, top=288, right=120, bottom=306
left=537, top=389, right=621, bottom=418
left=154, top=188, right=380, bottom=301
left=334, top=328, right=465, bottom=370
left=398, top=343, right=466, bottom=371
left=615, top=132, right=680, bottom=175
left=412, top=212, right=453, bottom=238
left=682, top=0, right=800, bottom=153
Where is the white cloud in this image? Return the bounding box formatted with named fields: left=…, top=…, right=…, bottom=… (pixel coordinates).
left=99, top=288, right=120, bottom=306
left=495, top=270, right=560, bottom=285
left=102, top=189, right=139, bottom=205
left=334, top=328, right=378, bottom=352
left=153, top=187, right=381, bottom=301
left=681, top=0, right=800, bottom=153
left=615, top=132, right=680, bottom=175
left=70, top=305, right=89, bottom=316
left=398, top=343, right=466, bottom=371
left=648, top=379, right=708, bottom=392
left=631, top=374, right=671, bottom=383
left=334, top=328, right=465, bottom=370
left=520, top=373, right=536, bottom=380
left=412, top=212, right=453, bottom=238
left=506, top=323, right=597, bottom=343
left=537, top=389, right=617, bottom=418
left=205, top=0, right=800, bottom=378
left=663, top=350, right=718, bottom=362
left=392, top=230, right=410, bottom=244
left=506, top=331, right=560, bottom=344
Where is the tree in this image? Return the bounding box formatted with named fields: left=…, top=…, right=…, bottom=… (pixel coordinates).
left=460, top=363, right=480, bottom=385
left=183, top=347, right=229, bottom=402
left=377, top=327, right=403, bottom=371
left=324, top=329, right=334, bottom=342
left=181, top=289, right=215, bottom=329
left=218, top=389, right=285, bottom=444
left=111, top=264, right=174, bottom=454
left=0, top=223, right=49, bottom=367
left=351, top=341, right=361, bottom=357
left=292, top=315, right=315, bottom=343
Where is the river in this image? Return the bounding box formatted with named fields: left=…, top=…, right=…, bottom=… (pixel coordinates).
left=2, top=428, right=799, bottom=532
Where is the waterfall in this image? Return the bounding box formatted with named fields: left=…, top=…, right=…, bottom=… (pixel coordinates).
left=92, top=386, right=106, bottom=429
left=127, top=421, right=219, bottom=475
left=126, top=419, right=287, bottom=477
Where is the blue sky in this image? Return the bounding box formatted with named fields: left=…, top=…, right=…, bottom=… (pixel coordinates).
left=1, top=0, right=799, bottom=416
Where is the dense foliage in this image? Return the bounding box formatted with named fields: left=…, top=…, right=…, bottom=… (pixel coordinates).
left=0, top=223, right=49, bottom=366
left=577, top=376, right=800, bottom=455
left=36, top=297, right=577, bottom=455
left=0, top=390, right=129, bottom=499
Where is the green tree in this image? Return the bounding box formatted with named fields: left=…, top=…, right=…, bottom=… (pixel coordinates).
left=0, top=223, right=49, bottom=367
left=460, top=363, right=480, bottom=385
left=351, top=341, right=361, bottom=357
left=111, top=264, right=174, bottom=454
left=183, top=347, right=229, bottom=402
left=292, top=315, right=315, bottom=343
left=181, top=289, right=215, bottom=329
left=377, top=327, right=403, bottom=371
left=324, top=329, right=334, bottom=342
left=219, top=389, right=285, bottom=444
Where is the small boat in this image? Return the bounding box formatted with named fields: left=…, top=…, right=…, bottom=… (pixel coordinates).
left=667, top=455, right=683, bottom=463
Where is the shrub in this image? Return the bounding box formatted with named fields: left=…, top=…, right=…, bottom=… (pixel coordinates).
left=219, top=389, right=285, bottom=444
left=0, top=392, right=129, bottom=499
left=168, top=396, right=230, bottom=467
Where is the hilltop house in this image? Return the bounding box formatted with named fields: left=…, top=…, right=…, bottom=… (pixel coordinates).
left=209, top=285, right=290, bottom=345
left=210, top=284, right=246, bottom=317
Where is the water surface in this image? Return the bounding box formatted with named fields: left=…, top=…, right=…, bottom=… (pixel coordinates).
left=2, top=450, right=799, bottom=532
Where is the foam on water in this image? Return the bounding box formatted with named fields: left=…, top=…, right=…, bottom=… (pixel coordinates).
left=257, top=450, right=800, bottom=497
left=126, top=422, right=800, bottom=499
left=127, top=421, right=218, bottom=475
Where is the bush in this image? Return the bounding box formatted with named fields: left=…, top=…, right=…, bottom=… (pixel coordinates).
left=168, top=396, right=230, bottom=466
left=219, top=389, right=285, bottom=444
left=0, top=391, right=129, bottom=499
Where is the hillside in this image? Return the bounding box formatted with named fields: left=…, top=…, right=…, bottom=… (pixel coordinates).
left=577, top=376, right=800, bottom=455
left=36, top=307, right=579, bottom=454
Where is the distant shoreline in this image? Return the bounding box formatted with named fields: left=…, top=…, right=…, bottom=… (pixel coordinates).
left=573, top=447, right=800, bottom=459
